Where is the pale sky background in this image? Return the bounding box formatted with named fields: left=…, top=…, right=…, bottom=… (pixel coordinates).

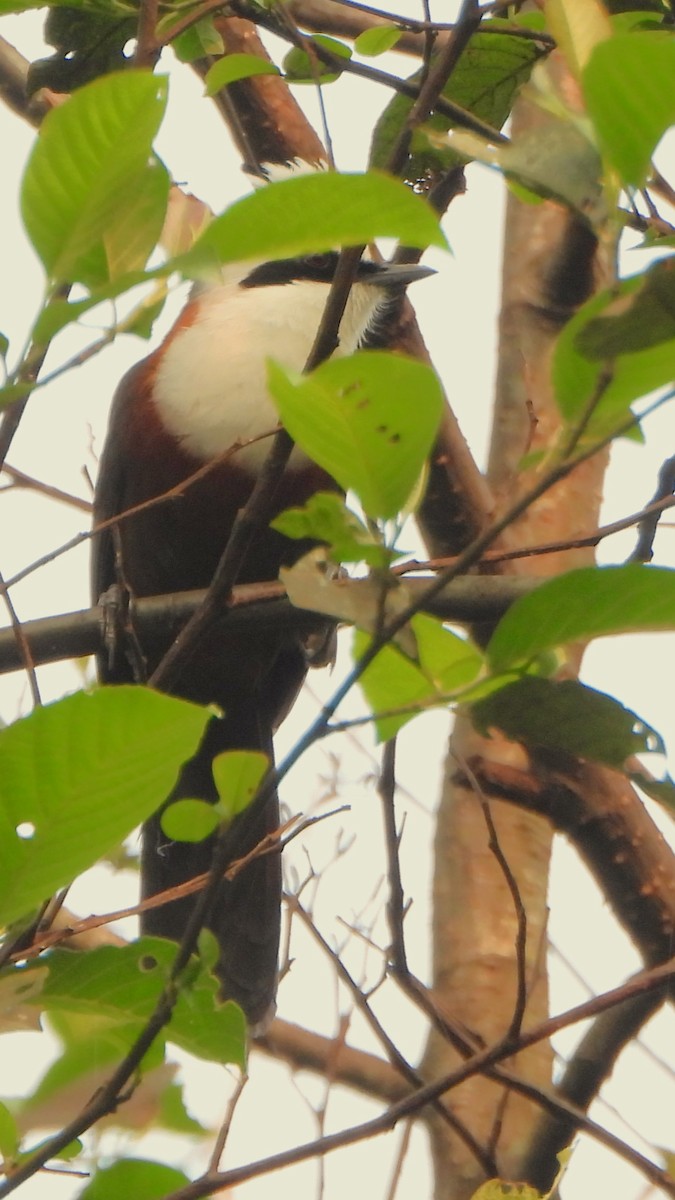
left=1, top=5, right=675, bottom=1199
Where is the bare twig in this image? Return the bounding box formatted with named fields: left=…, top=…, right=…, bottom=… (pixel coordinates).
left=207, top=1072, right=249, bottom=1173
left=286, top=894, right=496, bottom=1174
left=378, top=740, right=409, bottom=976
left=0, top=567, right=40, bottom=705
left=1, top=463, right=92, bottom=512
left=458, top=752, right=528, bottom=1042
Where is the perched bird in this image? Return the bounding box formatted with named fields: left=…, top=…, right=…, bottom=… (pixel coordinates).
left=92, top=248, right=430, bottom=1029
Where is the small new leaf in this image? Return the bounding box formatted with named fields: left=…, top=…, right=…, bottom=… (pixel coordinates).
left=355, top=614, right=482, bottom=741
left=272, top=491, right=390, bottom=567
left=205, top=54, right=279, bottom=94
left=160, top=799, right=219, bottom=843
left=355, top=629, right=437, bottom=741
left=212, top=750, right=269, bottom=820
left=284, top=35, right=351, bottom=84
left=171, top=16, right=224, bottom=62
left=355, top=26, right=401, bottom=56
left=77, top=1158, right=191, bottom=1199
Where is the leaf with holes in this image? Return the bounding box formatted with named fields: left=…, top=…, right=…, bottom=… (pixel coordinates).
left=268, top=351, right=443, bottom=519
left=0, top=688, right=208, bottom=928
left=30, top=938, right=246, bottom=1066
left=472, top=676, right=665, bottom=767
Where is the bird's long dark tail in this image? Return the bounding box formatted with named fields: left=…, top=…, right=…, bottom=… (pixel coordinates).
left=140, top=706, right=281, bottom=1030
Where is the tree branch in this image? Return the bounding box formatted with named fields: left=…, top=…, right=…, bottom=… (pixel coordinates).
left=456, top=754, right=675, bottom=970
left=0, top=575, right=539, bottom=678
left=259, top=1018, right=409, bottom=1104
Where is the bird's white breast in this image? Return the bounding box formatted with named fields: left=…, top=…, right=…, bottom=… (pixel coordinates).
left=152, top=277, right=381, bottom=468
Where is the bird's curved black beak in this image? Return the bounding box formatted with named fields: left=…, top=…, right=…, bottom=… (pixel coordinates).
left=359, top=261, right=437, bottom=289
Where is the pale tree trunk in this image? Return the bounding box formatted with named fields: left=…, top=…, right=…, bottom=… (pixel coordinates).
left=421, top=60, right=616, bottom=1198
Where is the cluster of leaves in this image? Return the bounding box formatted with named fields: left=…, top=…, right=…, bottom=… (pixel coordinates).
left=0, top=1, right=674, bottom=1194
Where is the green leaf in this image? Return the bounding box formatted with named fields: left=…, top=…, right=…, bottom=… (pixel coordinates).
left=34, top=939, right=247, bottom=1066
left=159, top=1081, right=209, bottom=1135
left=283, top=35, right=352, bottom=84
left=268, top=352, right=443, bottom=519
left=18, top=1135, right=82, bottom=1168
left=0, top=1101, right=19, bottom=1161
left=545, top=0, right=612, bottom=80
left=583, top=32, right=675, bottom=186
left=575, top=258, right=675, bottom=357
left=160, top=798, right=219, bottom=843
left=77, top=1159, right=191, bottom=1199
left=0, top=964, right=47, bottom=1032
left=212, top=750, right=269, bottom=820
left=370, top=23, right=543, bottom=178
left=21, top=71, right=168, bottom=287
left=0, top=333, right=8, bottom=366
left=26, top=6, right=135, bottom=95
left=179, top=171, right=446, bottom=278
left=122, top=290, right=169, bottom=340
left=0, top=0, right=82, bottom=12
left=494, top=119, right=603, bottom=219
left=471, top=1179, right=542, bottom=1200
left=171, top=16, right=224, bottom=62
left=204, top=53, right=279, bottom=94
left=487, top=565, right=675, bottom=672
left=103, top=158, right=170, bottom=280
left=355, top=25, right=402, bottom=56
left=552, top=281, right=675, bottom=438
left=413, top=614, right=483, bottom=693
left=272, top=491, right=391, bottom=567
left=18, top=1006, right=164, bottom=1127
left=472, top=676, right=663, bottom=766
left=0, top=687, right=208, bottom=928
left=355, top=614, right=481, bottom=741
left=32, top=269, right=156, bottom=343
left=54, top=1139, right=83, bottom=1162
left=630, top=770, right=675, bottom=812
left=354, top=629, right=436, bottom=741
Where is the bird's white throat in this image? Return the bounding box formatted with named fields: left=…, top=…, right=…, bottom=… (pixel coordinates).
left=152, top=274, right=385, bottom=468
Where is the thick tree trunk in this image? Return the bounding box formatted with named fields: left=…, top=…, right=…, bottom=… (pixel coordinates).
left=421, top=63, right=616, bottom=1198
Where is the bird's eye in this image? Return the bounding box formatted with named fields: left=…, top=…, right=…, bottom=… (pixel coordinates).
left=304, top=253, right=334, bottom=273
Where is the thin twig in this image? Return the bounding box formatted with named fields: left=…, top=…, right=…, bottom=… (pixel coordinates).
left=207, top=1072, right=249, bottom=1173
left=145, top=959, right=675, bottom=1200
left=287, top=894, right=496, bottom=1174
left=1, top=463, right=92, bottom=512
left=0, top=568, right=40, bottom=705
left=378, top=740, right=409, bottom=976
left=458, top=752, right=528, bottom=1042
left=387, top=0, right=483, bottom=177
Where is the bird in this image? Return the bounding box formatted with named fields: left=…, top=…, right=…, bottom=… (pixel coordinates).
left=92, top=247, right=431, bottom=1030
